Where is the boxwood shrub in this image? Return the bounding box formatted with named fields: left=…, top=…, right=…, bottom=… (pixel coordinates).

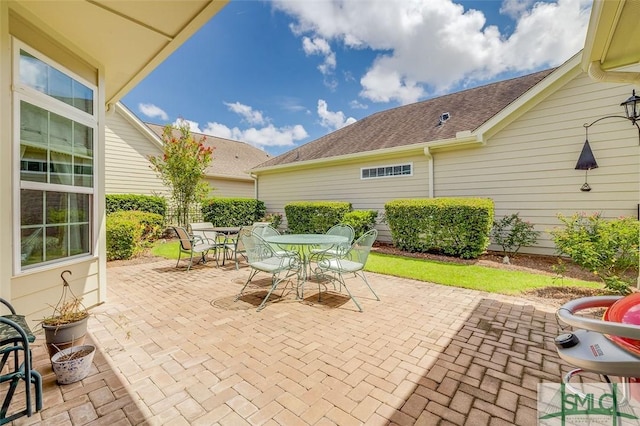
left=106, top=194, right=166, bottom=216
left=385, top=198, right=494, bottom=259
left=342, top=210, right=378, bottom=239
left=201, top=198, right=266, bottom=226
left=285, top=201, right=352, bottom=234
left=106, top=211, right=164, bottom=260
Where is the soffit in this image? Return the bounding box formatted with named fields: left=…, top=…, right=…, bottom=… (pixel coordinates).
left=583, top=0, right=640, bottom=71
left=12, top=0, right=227, bottom=104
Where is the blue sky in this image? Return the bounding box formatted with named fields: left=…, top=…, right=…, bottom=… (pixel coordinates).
left=122, top=0, right=592, bottom=156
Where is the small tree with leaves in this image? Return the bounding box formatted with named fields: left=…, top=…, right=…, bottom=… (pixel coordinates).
left=490, top=213, right=539, bottom=259
left=149, top=124, right=213, bottom=227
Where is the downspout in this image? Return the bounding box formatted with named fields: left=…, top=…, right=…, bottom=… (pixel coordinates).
left=251, top=173, right=258, bottom=200
left=423, top=147, right=434, bottom=198
left=588, top=61, right=640, bottom=85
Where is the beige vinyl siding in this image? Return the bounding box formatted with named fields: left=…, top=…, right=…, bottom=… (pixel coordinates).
left=206, top=177, right=254, bottom=198
left=105, top=112, right=169, bottom=196
left=5, top=13, right=104, bottom=323
left=433, top=74, right=639, bottom=255
left=258, top=154, right=430, bottom=240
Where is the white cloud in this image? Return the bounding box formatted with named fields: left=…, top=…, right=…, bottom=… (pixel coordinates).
left=272, top=0, right=591, bottom=104
left=174, top=101, right=310, bottom=149
left=203, top=122, right=308, bottom=148
left=277, top=96, right=310, bottom=113
left=139, top=103, right=169, bottom=121
left=500, top=0, right=536, bottom=19
left=223, top=102, right=266, bottom=125
left=302, top=36, right=337, bottom=75
left=349, top=100, right=368, bottom=110
left=173, top=118, right=201, bottom=133
left=317, top=99, right=356, bottom=130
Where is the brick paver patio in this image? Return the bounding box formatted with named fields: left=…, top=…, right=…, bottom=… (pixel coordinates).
left=11, top=257, right=577, bottom=425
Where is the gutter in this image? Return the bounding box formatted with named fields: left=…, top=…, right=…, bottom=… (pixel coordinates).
left=423, top=132, right=483, bottom=199
left=588, top=60, right=640, bottom=85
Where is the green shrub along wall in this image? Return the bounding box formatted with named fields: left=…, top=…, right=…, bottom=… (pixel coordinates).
left=285, top=201, right=352, bottom=234
left=201, top=198, right=266, bottom=227
left=385, top=198, right=494, bottom=259
left=106, top=211, right=164, bottom=261
left=106, top=194, right=166, bottom=216
left=342, top=210, right=378, bottom=239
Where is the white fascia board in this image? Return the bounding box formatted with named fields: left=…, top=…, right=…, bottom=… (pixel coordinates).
left=252, top=134, right=479, bottom=175
left=205, top=172, right=253, bottom=182
left=473, top=52, right=583, bottom=141
left=113, top=102, right=164, bottom=149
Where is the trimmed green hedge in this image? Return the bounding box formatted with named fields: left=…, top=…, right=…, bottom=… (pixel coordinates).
left=385, top=198, right=494, bottom=259
left=342, top=210, right=378, bottom=239
left=106, top=211, right=164, bottom=260
left=106, top=194, right=166, bottom=216
left=201, top=198, right=266, bottom=226
left=285, top=201, right=352, bottom=234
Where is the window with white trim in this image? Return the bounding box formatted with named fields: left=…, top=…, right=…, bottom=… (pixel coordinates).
left=14, top=41, right=97, bottom=271
left=361, top=163, right=412, bottom=179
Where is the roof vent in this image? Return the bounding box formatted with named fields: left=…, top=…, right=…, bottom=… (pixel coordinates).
left=439, top=112, right=450, bottom=125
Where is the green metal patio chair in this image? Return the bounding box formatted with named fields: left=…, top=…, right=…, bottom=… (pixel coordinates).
left=235, top=229, right=301, bottom=312
left=314, top=229, right=380, bottom=312
left=309, top=223, right=355, bottom=263
left=0, top=298, right=42, bottom=424
left=221, top=226, right=249, bottom=270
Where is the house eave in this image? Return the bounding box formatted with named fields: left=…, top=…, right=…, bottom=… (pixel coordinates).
left=473, top=52, right=583, bottom=140
left=252, top=133, right=481, bottom=175
left=113, top=103, right=164, bottom=149
left=11, top=0, right=228, bottom=105
left=582, top=0, right=640, bottom=83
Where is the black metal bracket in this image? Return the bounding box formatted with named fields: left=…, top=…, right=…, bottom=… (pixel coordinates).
left=583, top=115, right=640, bottom=145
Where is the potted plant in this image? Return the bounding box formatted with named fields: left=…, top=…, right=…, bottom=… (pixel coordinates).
left=41, top=270, right=90, bottom=358
left=50, top=344, right=96, bottom=384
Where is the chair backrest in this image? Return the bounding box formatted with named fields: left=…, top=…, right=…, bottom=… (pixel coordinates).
left=326, top=224, right=355, bottom=244
left=189, top=222, right=214, bottom=232
left=239, top=229, right=274, bottom=263
left=172, top=226, right=193, bottom=251
left=233, top=226, right=246, bottom=251
left=253, top=224, right=280, bottom=238
left=347, top=228, right=378, bottom=265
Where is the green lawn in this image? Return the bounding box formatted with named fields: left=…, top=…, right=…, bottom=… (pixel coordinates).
left=152, top=240, right=601, bottom=296
left=365, top=252, right=600, bottom=295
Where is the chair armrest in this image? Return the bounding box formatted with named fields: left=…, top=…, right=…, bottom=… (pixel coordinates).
left=0, top=299, right=16, bottom=315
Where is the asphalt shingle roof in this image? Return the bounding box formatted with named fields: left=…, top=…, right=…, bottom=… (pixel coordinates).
left=258, top=68, right=555, bottom=168
left=145, top=123, right=271, bottom=179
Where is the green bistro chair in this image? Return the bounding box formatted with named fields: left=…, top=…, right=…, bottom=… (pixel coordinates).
left=0, top=299, right=42, bottom=424
left=222, top=226, right=249, bottom=270
left=314, top=229, right=380, bottom=312
left=235, top=229, right=301, bottom=312
left=309, top=223, right=355, bottom=263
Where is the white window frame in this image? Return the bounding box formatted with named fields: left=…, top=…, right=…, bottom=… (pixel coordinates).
left=360, top=163, right=413, bottom=180
left=12, top=39, right=98, bottom=274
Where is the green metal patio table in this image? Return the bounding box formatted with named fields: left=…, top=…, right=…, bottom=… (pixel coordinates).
left=264, top=233, right=349, bottom=296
